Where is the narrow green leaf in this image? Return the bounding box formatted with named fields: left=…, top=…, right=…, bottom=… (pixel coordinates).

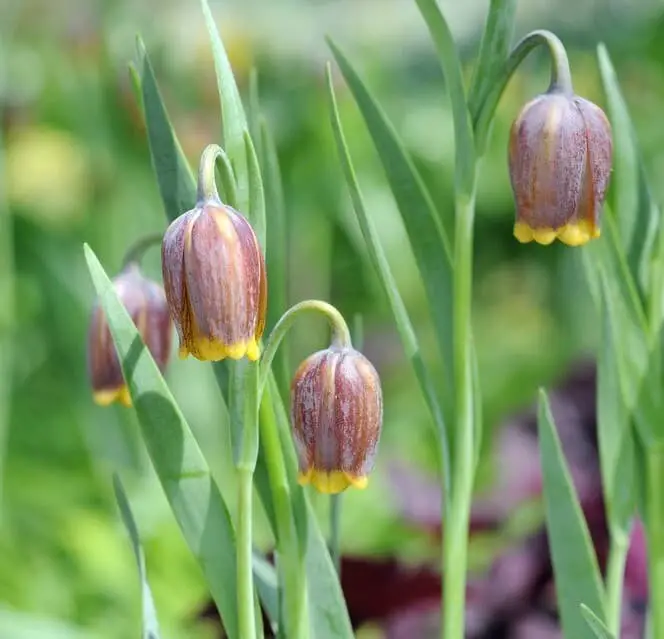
left=328, top=42, right=454, bottom=441
left=84, top=245, right=239, bottom=639
left=200, top=0, right=249, bottom=210
left=260, top=118, right=290, bottom=397
left=412, top=0, right=475, bottom=195
left=136, top=37, right=197, bottom=223
left=326, top=64, right=450, bottom=494
left=581, top=604, right=615, bottom=639
left=247, top=68, right=263, bottom=161
left=598, top=44, right=659, bottom=300
left=253, top=550, right=279, bottom=634
left=538, top=390, right=606, bottom=639
left=597, top=275, right=635, bottom=533
left=468, top=0, right=517, bottom=119
left=245, top=129, right=266, bottom=247
left=113, top=475, right=161, bottom=639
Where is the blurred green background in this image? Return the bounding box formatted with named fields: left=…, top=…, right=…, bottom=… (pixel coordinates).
left=1, top=0, right=663, bottom=636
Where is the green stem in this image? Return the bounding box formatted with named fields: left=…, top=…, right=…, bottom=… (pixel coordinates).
left=237, top=467, right=256, bottom=639
left=122, top=232, right=164, bottom=268
left=473, top=30, right=574, bottom=152
left=442, top=191, right=476, bottom=639
left=259, top=300, right=352, bottom=399
left=259, top=385, right=306, bottom=638
left=605, top=530, right=629, bottom=637
left=647, top=449, right=664, bottom=639
left=197, top=143, right=238, bottom=207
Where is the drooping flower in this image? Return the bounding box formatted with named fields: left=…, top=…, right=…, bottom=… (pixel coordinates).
left=291, top=347, right=383, bottom=494
left=161, top=200, right=266, bottom=362
left=509, top=91, right=612, bottom=247
left=88, top=264, right=171, bottom=407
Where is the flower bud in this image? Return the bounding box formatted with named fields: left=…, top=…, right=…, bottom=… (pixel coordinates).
left=291, top=347, right=383, bottom=494
left=161, top=199, right=266, bottom=362
left=508, top=91, right=612, bottom=247
left=88, top=264, right=171, bottom=407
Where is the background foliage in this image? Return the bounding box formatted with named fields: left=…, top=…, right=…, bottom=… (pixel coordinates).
left=2, top=0, right=664, bottom=636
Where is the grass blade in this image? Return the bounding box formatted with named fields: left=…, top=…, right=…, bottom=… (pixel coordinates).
left=200, top=0, right=249, bottom=210
left=113, top=475, right=161, bottom=639
left=597, top=44, right=659, bottom=299
left=581, top=604, right=615, bottom=639
left=538, top=390, right=606, bottom=639
left=328, top=41, right=454, bottom=433
left=260, top=119, right=290, bottom=396
left=412, top=0, right=475, bottom=195
left=326, top=64, right=450, bottom=494
left=136, top=37, right=197, bottom=223
left=84, top=245, right=239, bottom=639
left=468, top=0, right=517, bottom=119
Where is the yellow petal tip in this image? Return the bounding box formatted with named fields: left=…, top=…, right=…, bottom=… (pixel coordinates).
left=514, top=221, right=599, bottom=247
left=298, top=469, right=368, bottom=494
left=93, top=385, right=132, bottom=408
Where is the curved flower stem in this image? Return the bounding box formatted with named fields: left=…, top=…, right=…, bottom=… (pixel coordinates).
left=197, top=143, right=238, bottom=207
left=442, top=189, right=477, bottom=639
left=473, top=30, right=574, bottom=152
left=236, top=466, right=256, bottom=639
left=258, top=300, right=353, bottom=400
left=122, top=232, right=164, bottom=268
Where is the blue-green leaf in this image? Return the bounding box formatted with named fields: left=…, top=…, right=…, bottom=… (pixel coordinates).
left=253, top=550, right=279, bottom=634
left=325, top=64, right=450, bottom=493
left=468, top=0, right=517, bottom=119
left=581, top=604, right=615, bottom=639
left=245, top=129, right=266, bottom=247
left=412, top=0, right=475, bottom=195
left=328, top=41, right=454, bottom=437
left=597, top=274, right=635, bottom=533
left=260, top=118, right=290, bottom=397
left=84, top=245, right=239, bottom=639
left=538, top=390, right=606, bottom=639
left=113, top=475, right=161, bottom=639
left=136, top=37, right=196, bottom=223
left=200, top=0, right=249, bottom=210
left=597, top=44, right=659, bottom=301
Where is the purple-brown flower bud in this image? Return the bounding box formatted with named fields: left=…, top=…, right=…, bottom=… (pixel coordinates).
left=508, top=91, right=612, bottom=247
left=291, top=347, right=383, bottom=494
left=161, top=199, right=267, bottom=362
left=87, top=264, right=171, bottom=407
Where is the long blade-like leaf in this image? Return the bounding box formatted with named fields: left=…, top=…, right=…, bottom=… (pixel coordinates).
left=326, top=64, right=449, bottom=493
left=113, top=475, right=161, bottom=639
left=538, top=390, right=606, bottom=639
left=597, top=275, right=635, bottom=533
left=328, top=40, right=454, bottom=429
left=581, top=604, right=615, bottom=639
left=412, top=0, right=475, bottom=195
left=136, top=37, right=197, bottom=223
left=468, top=0, right=517, bottom=119
left=597, top=44, right=659, bottom=299
left=84, top=245, right=239, bottom=639
left=260, top=118, right=290, bottom=397
left=200, top=0, right=249, bottom=211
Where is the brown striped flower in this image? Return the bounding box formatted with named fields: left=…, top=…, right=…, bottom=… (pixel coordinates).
left=87, top=264, right=171, bottom=407
left=509, top=91, right=612, bottom=246
left=161, top=199, right=266, bottom=362
left=291, top=347, right=383, bottom=494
